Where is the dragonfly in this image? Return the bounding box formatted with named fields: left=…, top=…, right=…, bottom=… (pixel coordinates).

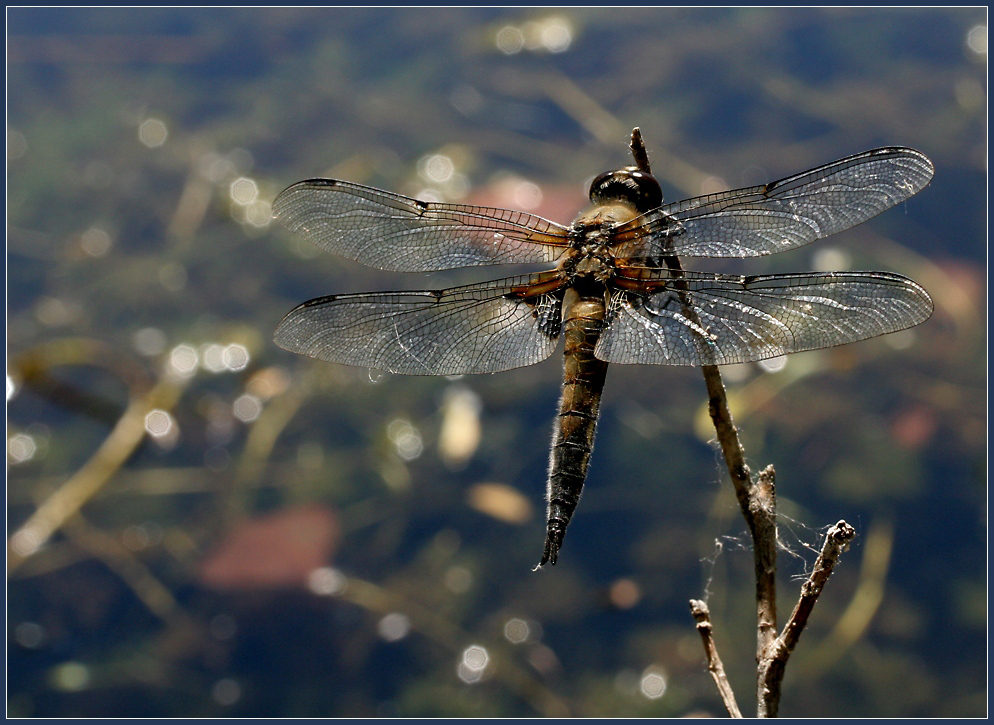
left=272, top=142, right=934, bottom=568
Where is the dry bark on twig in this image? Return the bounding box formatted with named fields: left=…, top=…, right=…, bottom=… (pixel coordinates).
left=690, top=599, right=743, bottom=718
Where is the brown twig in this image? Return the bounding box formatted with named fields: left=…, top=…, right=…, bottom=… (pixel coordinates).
left=757, top=521, right=856, bottom=716
left=629, top=127, right=652, bottom=174
left=627, top=129, right=852, bottom=717
left=630, top=125, right=775, bottom=656
left=749, top=466, right=779, bottom=662
left=801, top=518, right=891, bottom=675
left=690, top=599, right=743, bottom=718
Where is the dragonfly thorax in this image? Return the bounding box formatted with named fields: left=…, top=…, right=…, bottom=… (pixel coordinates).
left=571, top=254, right=614, bottom=282
left=560, top=225, right=617, bottom=282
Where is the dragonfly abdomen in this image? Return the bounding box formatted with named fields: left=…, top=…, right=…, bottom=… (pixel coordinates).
left=538, top=291, right=609, bottom=568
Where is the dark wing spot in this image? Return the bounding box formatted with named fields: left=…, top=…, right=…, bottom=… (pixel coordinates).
left=301, top=294, right=339, bottom=308
left=524, top=295, right=562, bottom=340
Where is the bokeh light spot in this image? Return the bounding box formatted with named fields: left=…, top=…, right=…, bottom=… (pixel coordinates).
left=463, top=645, right=488, bottom=669
left=758, top=355, right=788, bottom=374
left=50, top=661, right=90, bottom=692
left=721, top=363, right=752, bottom=384
left=233, top=394, right=262, bottom=423
left=438, top=385, right=482, bottom=468
left=247, top=366, right=291, bottom=400
left=230, top=177, right=259, bottom=205
left=640, top=666, right=667, bottom=699
left=450, top=84, right=483, bottom=115
left=496, top=26, right=525, bottom=54
left=169, top=344, right=199, bottom=376
left=11, top=528, right=43, bottom=557
left=223, top=343, right=250, bottom=371
left=80, top=227, right=112, bottom=257
left=700, top=175, right=729, bottom=195
left=35, top=297, right=78, bottom=327
left=245, top=200, right=272, bottom=227
left=212, top=678, right=241, bottom=706
left=201, top=343, right=227, bottom=373
left=377, top=612, right=411, bottom=642
left=199, top=152, right=235, bottom=183
left=14, top=621, right=46, bottom=649
left=539, top=16, right=573, bottom=53
left=954, top=77, right=985, bottom=111
left=812, top=246, right=851, bottom=272
left=466, top=482, right=532, bottom=525
left=387, top=418, right=423, bottom=461
left=308, top=566, right=346, bottom=596
left=457, top=644, right=490, bottom=683
left=885, top=328, right=916, bottom=350
left=144, top=409, right=175, bottom=438
left=513, top=180, right=543, bottom=210
left=413, top=187, right=443, bottom=204
left=609, top=578, right=642, bottom=609
left=503, top=618, right=530, bottom=644
left=967, top=24, right=987, bottom=55
left=134, top=327, right=168, bottom=356
left=138, top=118, right=168, bottom=148
left=8, top=433, right=37, bottom=464
left=418, top=154, right=455, bottom=183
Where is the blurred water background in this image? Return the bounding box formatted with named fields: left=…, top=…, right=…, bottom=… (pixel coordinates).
left=6, top=7, right=986, bottom=718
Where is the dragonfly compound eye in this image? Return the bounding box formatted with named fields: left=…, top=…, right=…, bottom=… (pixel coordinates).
left=588, top=166, right=663, bottom=212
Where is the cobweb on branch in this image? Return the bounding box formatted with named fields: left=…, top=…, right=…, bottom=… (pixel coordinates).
left=697, top=513, right=845, bottom=600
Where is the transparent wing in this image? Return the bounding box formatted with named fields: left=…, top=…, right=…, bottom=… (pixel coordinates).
left=273, top=179, right=570, bottom=272
left=597, top=269, right=933, bottom=366
left=612, top=147, right=934, bottom=258
left=274, top=273, right=565, bottom=375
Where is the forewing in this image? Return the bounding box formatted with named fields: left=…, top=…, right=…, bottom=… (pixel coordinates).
left=612, top=147, right=934, bottom=258
left=596, top=269, right=933, bottom=366
left=273, top=179, right=569, bottom=272
left=274, top=274, right=564, bottom=375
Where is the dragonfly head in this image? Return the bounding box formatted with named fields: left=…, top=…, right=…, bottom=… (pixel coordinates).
left=588, top=166, right=663, bottom=213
